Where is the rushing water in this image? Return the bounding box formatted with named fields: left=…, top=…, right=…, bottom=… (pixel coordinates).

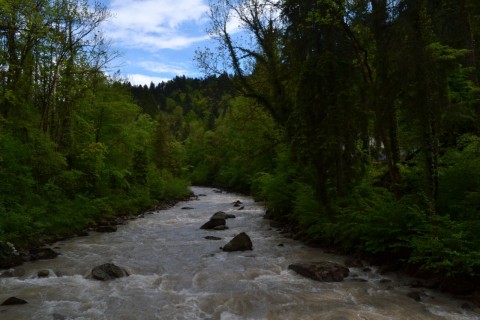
left=0, top=187, right=478, bottom=320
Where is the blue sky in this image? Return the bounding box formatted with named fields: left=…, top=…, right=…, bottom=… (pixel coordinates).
left=101, top=0, right=213, bottom=85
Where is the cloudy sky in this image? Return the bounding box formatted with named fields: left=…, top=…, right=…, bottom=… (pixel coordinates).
left=101, top=0, right=213, bottom=85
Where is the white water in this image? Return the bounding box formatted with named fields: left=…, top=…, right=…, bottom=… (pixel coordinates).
left=0, top=187, right=477, bottom=319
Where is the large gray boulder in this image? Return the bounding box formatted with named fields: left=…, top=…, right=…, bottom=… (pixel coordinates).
left=288, top=261, right=349, bottom=282
left=91, top=263, right=129, bottom=281
left=222, top=232, right=253, bottom=252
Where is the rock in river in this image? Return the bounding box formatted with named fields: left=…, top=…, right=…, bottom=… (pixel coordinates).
left=222, top=232, right=253, bottom=252
left=200, top=217, right=226, bottom=230
left=211, top=211, right=236, bottom=219
left=91, top=263, right=129, bottom=281
left=1, top=297, right=27, bottom=305
left=288, top=261, right=349, bottom=282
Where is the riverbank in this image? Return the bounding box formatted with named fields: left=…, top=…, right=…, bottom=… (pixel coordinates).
left=264, top=211, right=480, bottom=307
left=0, top=192, right=194, bottom=271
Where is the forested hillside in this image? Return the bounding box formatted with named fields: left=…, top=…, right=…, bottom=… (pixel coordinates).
left=0, top=0, right=189, bottom=250
left=132, top=0, right=480, bottom=287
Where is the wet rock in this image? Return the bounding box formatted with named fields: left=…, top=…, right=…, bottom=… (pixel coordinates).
left=407, top=291, right=422, bottom=302
left=37, top=270, right=50, bottom=278
left=211, top=211, right=236, bottom=219
left=205, top=236, right=222, bottom=240
left=278, top=243, right=284, bottom=247
left=181, top=207, right=194, bottom=210
left=288, top=261, right=349, bottom=282
left=237, top=206, right=244, bottom=210
left=222, top=232, right=253, bottom=252
left=1, top=297, right=27, bottom=305
left=197, top=194, right=207, bottom=197
left=52, top=313, right=67, bottom=320
left=200, top=218, right=226, bottom=230
left=30, top=248, right=58, bottom=261
left=213, top=225, right=228, bottom=230
left=233, top=200, right=242, bottom=207
left=91, top=263, right=129, bottom=281
left=0, top=241, right=23, bottom=269
left=95, top=225, right=117, bottom=233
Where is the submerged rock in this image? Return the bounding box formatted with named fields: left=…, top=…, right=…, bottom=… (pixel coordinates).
left=91, top=263, right=129, bottom=281
left=30, top=248, right=58, bottom=261
left=181, top=207, right=194, bottom=210
left=205, top=236, right=222, bottom=240
left=288, top=261, right=349, bottom=282
left=1, top=297, right=27, bottom=305
left=222, top=232, right=253, bottom=252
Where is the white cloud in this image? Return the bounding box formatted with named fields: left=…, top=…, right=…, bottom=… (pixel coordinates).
left=138, top=61, right=189, bottom=75
left=127, top=73, right=172, bottom=85
left=105, top=0, right=210, bottom=51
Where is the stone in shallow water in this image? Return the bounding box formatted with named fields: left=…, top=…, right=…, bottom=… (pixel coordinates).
left=205, top=236, right=222, bottom=240
left=288, top=261, right=349, bottom=282
left=37, top=269, right=50, bottom=278
left=1, top=297, right=27, bottom=305
left=30, top=248, right=59, bottom=261
left=222, top=232, right=253, bottom=252
left=91, top=263, right=129, bottom=281
left=200, top=218, right=226, bottom=230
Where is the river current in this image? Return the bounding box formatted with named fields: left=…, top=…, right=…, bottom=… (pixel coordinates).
left=0, top=186, right=477, bottom=319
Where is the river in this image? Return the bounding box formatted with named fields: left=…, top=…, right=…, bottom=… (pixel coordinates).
left=0, top=186, right=477, bottom=319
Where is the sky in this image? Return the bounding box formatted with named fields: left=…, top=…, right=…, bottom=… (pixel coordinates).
left=101, top=0, right=213, bottom=86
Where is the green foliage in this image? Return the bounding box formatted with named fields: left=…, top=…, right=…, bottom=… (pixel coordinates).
left=410, top=217, right=480, bottom=276
left=324, top=182, right=426, bottom=254
left=253, top=148, right=297, bottom=219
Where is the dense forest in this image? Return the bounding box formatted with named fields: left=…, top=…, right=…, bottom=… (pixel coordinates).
left=2, top=0, right=480, bottom=291
left=0, top=0, right=190, bottom=252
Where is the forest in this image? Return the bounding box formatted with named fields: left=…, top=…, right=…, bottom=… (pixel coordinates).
left=2, top=0, right=480, bottom=288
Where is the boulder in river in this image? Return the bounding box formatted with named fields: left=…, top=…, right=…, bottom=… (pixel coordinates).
left=30, top=247, right=59, bottom=261
left=91, top=263, right=129, bottom=281
left=233, top=200, right=242, bottom=207
left=37, top=269, right=51, bottom=278
left=211, top=211, right=236, bottom=219
left=288, top=261, right=349, bottom=282
left=1, top=297, right=27, bottom=305
left=200, top=217, right=226, bottom=230
left=222, top=232, right=253, bottom=252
